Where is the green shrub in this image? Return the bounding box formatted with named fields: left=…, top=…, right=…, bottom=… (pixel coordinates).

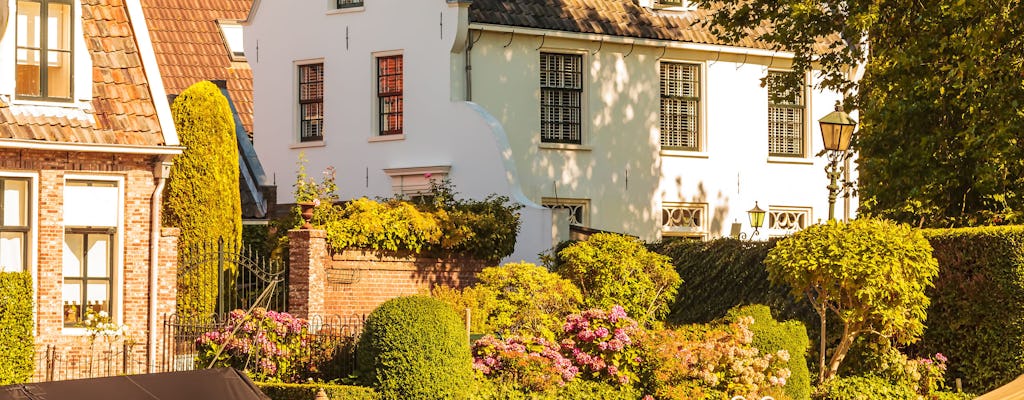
left=815, top=375, right=917, bottom=400
left=256, top=382, right=378, bottom=400
left=357, top=296, right=473, bottom=399
left=324, top=198, right=442, bottom=254
left=918, top=225, right=1024, bottom=393
left=726, top=305, right=811, bottom=400
left=166, top=80, right=242, bottom=318
left=556, top=233, right=681, bottom=325
left=468, top=262, right=581, bottom=340
left=471, top=377, right=642, bottom=400
left=0, top=272, right=33, bottom=384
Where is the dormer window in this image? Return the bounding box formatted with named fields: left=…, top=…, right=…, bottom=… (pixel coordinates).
left=15, top=0, right=73, bottom=101
left=217, top=20, right=245, bottom=62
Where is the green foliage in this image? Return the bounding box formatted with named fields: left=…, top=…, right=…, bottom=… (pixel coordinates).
left=431, top=285, right=499, bottom=335
left=475, top=262, right=581, bottom=340
left=413, top=180, right=522, bottom=262
left=0, top=272, right=33, bottom=384
left=815, top=375, right=917, bottom=400
left=650, top=238, right=811, bottom=325
left=917, top=226, right=1024, bottom=393
left=556, top=233, right=681, bottom=325
left=356, top=296, right=473, bottom=399
left=765, top=219, right=938, bottom=381
left=471, top=377, right=643, bottom=400
left=325, top=198, right=442, bottom=254
left=256, top=382, right=378, bottom=400
left=166, top=80, right=242, bottom=318
left=726, top=305, right=811, bottom=400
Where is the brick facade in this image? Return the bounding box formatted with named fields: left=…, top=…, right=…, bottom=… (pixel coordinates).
left=287, top=229, right=488, bottom=318
left=0, top=149, right=178, bottom=378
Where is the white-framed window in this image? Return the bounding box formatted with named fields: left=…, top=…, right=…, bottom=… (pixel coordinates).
left=335, top=0, right=362, bottom=9
left=767, top=206, right=811, bottom=236
left=542, top=198, right=589, bottom=227
left=661, top=202, right=707, bottom=237
left=62, top=179, right=120, bottom=328
left=540, top=52, right=583, bottom=145
left=217, top=20, right=245, bottom=62
left=660, top=62, right=701, bottom=150
left=0, top=177, right=31, bottom=272
left=15, top=0, right=74, bottom=101
left=768, top=70, right=806, bottom=157
left=376, top=54, right=404, bottom=136
left=297, top=62, right=324, bottom=142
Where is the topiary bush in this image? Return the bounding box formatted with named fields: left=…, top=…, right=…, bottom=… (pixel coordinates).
left=357, top=296, right=473, bottom=399
left=0, top=271, right=33, bottom=384
left=556, top=233, right=681, bottom=326
left=917, top=225, right=1024, bottom=393
left=726, top=305, right=811, bottom=400
left=166, top=80, right=242, bottom=318
left=256, top=382, right=378, bottom=400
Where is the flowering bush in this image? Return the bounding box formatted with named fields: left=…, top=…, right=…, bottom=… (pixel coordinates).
left=83, top=309, right=128, bottom=343
left=561, top=306, right=644, bottom=385
left=196, top=308, right=349, bottom=382
left=472, top=335, right=578, bottom=392
left=645, top=316, right=791, bottom=400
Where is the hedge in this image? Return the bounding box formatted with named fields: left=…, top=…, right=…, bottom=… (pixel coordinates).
left=166, top=80, right=242, bottom=318
left=726, top=305, right=811, bottom=400
left=649, top=238, right=811, bottom=325
left=256, top=382, right=378, bottom=400
left=0, top=271, right=34, bottom=384
left=471, top=378, right=643, bottom=400
left=917, top=226, right=1024, bottom=393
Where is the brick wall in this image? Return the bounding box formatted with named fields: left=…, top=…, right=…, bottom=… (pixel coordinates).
left=287, top=229, right=488, bottom=318
left=0, top=149, right=178, bottom=378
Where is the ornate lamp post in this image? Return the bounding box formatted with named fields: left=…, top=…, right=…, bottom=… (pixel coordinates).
left=819, top=102, right=857, bottom=221
left=748, top=202, right=766, bottom=236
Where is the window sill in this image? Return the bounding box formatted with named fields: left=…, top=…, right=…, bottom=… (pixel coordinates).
left=290, top=140, right=326, bottom=149
left=539, top=143, right=592, bottom=152
left=767, top=156, right=814, bottom=165
left=660, top=149, right=708, bottom=159
left=326, top=5, right=364, bottom=15
left=368, top=134, right=405, bottom=143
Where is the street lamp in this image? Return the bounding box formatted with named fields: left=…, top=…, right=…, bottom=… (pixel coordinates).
left=748, top=202, right=766, bottom=236
left=819, top=101, right=857, bottom=221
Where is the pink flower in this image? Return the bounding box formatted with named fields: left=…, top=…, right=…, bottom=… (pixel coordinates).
left=935, top=353, right=948, bottom=363
left=595, top=327, right=610, bottom=338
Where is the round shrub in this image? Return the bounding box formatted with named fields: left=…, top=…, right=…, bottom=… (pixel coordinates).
left=726, top=304, right=811, bottom=400
left=357, top=296, right=473, bottom=399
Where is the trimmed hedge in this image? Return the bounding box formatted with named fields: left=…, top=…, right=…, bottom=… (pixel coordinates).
left=726, top=305, right=811, bottom=400
left=166, top=80, right=242, bottom=318
left=815, top=375, right=916, bottom=400
left=917, top=226, right=1024, bottom=393
left=256, top=382, right=377, bottom=400
left=650, top=238, right=811, bottom=325
left=471, top=378, right=643, bottom=400
left=357, top=296, right=473, bottom=399
left=0, top=271, right=34, bottom=384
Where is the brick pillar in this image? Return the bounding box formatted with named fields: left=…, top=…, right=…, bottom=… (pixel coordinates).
left=158, top=228, right=180, bottom=317
left=288, top=229, right=328, bottom=319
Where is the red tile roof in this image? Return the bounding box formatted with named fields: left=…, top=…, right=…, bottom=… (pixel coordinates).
left=140, top=0, right=254, bottom=135
left=468, top=0, right=776, bottom=50
left=0, top=0, right=165, bottom=146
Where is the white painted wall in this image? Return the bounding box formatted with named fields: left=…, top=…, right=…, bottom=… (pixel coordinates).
left=245, top=0, right=552, bottom=263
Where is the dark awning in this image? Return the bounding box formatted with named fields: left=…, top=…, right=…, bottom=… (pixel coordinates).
left=0, top=368, right=270, bottom=400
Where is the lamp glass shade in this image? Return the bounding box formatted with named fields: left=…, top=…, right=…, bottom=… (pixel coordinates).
left=747, top=202, right=766, bottom=229
left=819, top=109, right=857, bottom=152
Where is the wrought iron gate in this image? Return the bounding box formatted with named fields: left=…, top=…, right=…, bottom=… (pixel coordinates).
left=176, top=237, right=286, bottom=317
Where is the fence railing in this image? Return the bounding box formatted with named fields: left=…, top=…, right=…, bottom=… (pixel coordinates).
left=33, top=343, right=147, bottom=382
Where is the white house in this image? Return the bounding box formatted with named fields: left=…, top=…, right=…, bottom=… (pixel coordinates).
left=243, top=0, right=857, bottom=263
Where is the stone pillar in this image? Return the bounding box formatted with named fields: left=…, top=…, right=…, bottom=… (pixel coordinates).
left=288, top=229, right=328, bottom=319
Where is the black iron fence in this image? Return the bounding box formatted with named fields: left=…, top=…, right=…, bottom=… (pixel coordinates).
left=33, top=343, right=147, bottom=382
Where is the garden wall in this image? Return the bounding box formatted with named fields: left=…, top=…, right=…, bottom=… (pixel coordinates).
left=288, top=229, right=488, bottom=318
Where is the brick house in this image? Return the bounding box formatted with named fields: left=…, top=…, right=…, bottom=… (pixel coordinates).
left=0, top=0, right=182, bottom=377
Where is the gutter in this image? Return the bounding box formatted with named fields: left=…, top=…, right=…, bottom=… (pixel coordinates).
left=0, top=139, right=184, bottom=155
left=148, top=157, right=172, bottom=372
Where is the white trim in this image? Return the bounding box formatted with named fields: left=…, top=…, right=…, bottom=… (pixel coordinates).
left=766, top=156, right=813, bottom=165
left=660, top=149, right=708, bottom=159
left=0, top=139, right=183, bottom=155
left=470, top=23, right=794, bottom=60
left=326, top=6, right=364, bottom=15
left=0, top=171, right=39, bottom=336
left=367, top=134, right=405, bottom=143
left=539, top=143, right=592, bottom=152
left=124, top=0, right=179, bottom=146
left=290, top=140, right=327, bottom=149
left=60, top=174, right=125, bottom=335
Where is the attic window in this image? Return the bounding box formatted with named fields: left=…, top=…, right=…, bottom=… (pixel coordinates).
left=218, top=21, right=245, bottom=61
left=382, top=166, right=450, bottom=196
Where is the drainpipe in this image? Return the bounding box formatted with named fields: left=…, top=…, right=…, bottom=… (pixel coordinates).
left=465, top=30, right=474, bottom=101
left=148, top=157, right=172, bottom=372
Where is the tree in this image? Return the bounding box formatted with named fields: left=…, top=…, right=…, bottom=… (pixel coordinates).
left=556, top=233, right=681, bottom=326
left=695, top=0, right=1024, bottom=227
left=165, top=80, right=242, bottom=317
left=764, top=219, right=937, bottom=383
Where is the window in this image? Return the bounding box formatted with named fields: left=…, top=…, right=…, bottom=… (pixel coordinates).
left=62, top=180, right=118, bottom=327
left=768, top=71, right=806, bottom=156
left=16, top=0, right=73, bottom=101
left=540, top=52, right=583, bottom=144
left=660, top=62, right=700, bottom=150
left=377, top=55, right=403, bottom=135
left=768, top=206, right=811, bottom=232
left=0, top=178, right=30, bottom=273
left=542, top=198, right=589, bottom=227
left=336, top=0, right=363, bottom=8
left=218, top=21, right=245, bottom=61
left=661, top=202, right=706, bottom=237
left=298, top=63, right=324, bottom=142
left=382, top=165, right=450, bottom=196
